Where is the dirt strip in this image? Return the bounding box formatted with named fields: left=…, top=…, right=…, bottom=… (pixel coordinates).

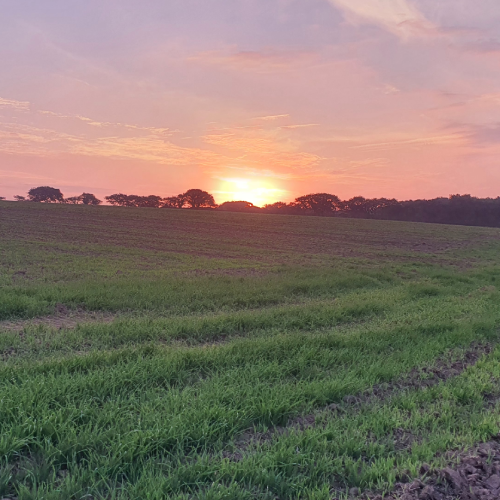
left=0, top=304, right=115, bottom=332
left=224, top=342, right=494, bottom=460
left=351, top=439, right=500, bottom=500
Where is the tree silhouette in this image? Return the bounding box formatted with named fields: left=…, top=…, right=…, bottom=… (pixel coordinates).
left=127, top=195, right=163, bottom=208
left=143, top=195, right=163, bottom=208
left=104, top=190, right=216, bottom=209
left=262, top=201, right=300, bottom=214
left=344, top=196, right=369, bottom=217
left=121, top=194, right=142, bottom=207
left=162, top=195, right=186, bottom=208
left=105, top=194, right=131, bottom=206
left=66, top=193, right=102, bottom=205
left=218, top=201, right=259, bottom=212
left=0, top=197, right=5, bottom=200
left=27, top=186, right=64, bottom=203
left=106, top=193, right=171, bottom=207
left=80, top=193, right=102, bottom=205
left=264, top=201, right=288, bottom=210
left=294, top=193, right=341, bottom=216
left=182, top=189, right=216, bottom=209
left=342, top=196, right=397, bottom=218
left=12, top=183, right=500, bottom=228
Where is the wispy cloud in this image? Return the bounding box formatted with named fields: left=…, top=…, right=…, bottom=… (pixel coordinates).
left=221, top=165, right=293, bottom=180
left=449, top=123, right=500, bottom=148
left=329, top=0, right=435, bottom=38
left=0, top=106, right=322, bottom=179
left=38, top=110, right=174, bottom=135
left=325, top=157, right=391, bottom=180
left=0, top=123, right=66, bottom=155
left=189, top=49, right=317, bottom=71
left=202, top=126, right=322, bottom=171
left=281, top=124, right=319, bottom=130
left=0, top=97, right=30, bottom=111
left=0, top=119, right=219, bottom=165
left=255, top=114, right=289, bottom=121
left=71, top=136, right=223, bottom=166
left=382, top=84, right=401, bottom=95
left=352, top=133, right=466, bottom=151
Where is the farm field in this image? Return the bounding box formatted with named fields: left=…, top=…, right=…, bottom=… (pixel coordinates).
left=1, top=201, right=500, bottom=500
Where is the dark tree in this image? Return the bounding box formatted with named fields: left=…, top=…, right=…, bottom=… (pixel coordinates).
left=121, top=194, right=144, bottom=207
left=34, top=184, right=500, bottom=228
left=261, top=202, right=302, bottom=215
left=182, top=189, right=216, bottom=209
left=218, top=201, right=260, bottom=212
left=27, top=186, right=64, bottom=203
left=162, top=195, right=186, bottom=208
left=126, top=195, right=144, bottom=207
left=14, top=195, right=26, bottom=201
left=80, top=193, right=102, bottom=205
left=342, top=197, right=398, bottom=218
left=66, top=193, right=102, bottom=205
left=105, top=194, right=132, bottom=206
left=344, top=196, right=370, bottom=217
left=264, top=201, right=288, bottom=210
left=140, top=195, right=163, bottom=208
left=294, top=193, right=341, bottom=216
left=353, top=194, right=500, bottom=227
left=106, top=193, right=163, bottom=208
left=118, top=195, right=161, bottom=208
left=0, top=197, right=5, bottom=200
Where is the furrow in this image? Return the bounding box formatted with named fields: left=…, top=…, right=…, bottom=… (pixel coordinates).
left=224, top=341, right=495, bottom=459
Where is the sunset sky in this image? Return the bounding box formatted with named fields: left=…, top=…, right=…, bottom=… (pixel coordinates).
left=1, top=1, right=500, bottom=205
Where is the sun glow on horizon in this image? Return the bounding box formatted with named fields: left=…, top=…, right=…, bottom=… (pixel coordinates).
left=215, top=177, right=287, bottom=207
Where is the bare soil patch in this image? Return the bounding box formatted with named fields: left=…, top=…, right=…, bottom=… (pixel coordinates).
left=0, top=304, right=115, bottom=332
left=359, top=439, right=500, bottom=500
left=4, top=202, right=499, bottom=266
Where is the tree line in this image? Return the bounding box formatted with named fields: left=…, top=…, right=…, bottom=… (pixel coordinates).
left=14, top=187, right=102, bottom=205
left=12, top=187, right=217, bottom=208
left=8, top=186, right=500, bottom=228
left=262, top=194, right=500, bottom=228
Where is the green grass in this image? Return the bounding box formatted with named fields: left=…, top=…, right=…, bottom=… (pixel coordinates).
left=1, top=201, right=500, bottom=499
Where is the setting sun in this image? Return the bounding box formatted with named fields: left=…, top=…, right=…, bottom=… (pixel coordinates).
left=215, top=177, right=287, bottom=207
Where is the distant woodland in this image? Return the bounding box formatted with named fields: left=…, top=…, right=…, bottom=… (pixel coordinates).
left=8, top=186, right=500, bottom=228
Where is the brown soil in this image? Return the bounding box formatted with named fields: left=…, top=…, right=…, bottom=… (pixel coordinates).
left=358, top=439, right=500, bottom=500
left=0, top=304, right=115, bottom=332
left=224, top=342, right=493, bottom=459
left=4, top=202, right=499, bottom=267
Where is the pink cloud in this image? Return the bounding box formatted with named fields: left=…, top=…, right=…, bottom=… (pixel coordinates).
left=188, top=49, right=318, bottom=71
left=0, top=97, right=30, bottom=111
left=328, top=0, right=436, bottom=38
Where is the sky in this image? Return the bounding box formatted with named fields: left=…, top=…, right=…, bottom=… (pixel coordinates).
left=1, top=0, right=500, bottom=205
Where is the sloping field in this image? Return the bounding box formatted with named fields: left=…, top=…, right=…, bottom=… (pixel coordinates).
left=1, top=201, right=500, bottom=499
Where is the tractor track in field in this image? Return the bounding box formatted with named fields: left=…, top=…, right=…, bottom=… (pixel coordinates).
left=223, top=341, right=496, bottom=462
left=0, top=303, right=115, bottom=334
left=353, top=439, right=500, bottom=500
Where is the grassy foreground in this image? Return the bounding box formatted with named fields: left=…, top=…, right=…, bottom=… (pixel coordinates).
left=1, top=201, right=500, bottom=499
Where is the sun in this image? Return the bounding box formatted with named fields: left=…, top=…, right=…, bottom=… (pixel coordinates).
left=216, top=177, right=286, bottom=207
